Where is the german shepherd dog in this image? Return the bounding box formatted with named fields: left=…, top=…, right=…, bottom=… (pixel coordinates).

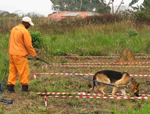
left=89, top=70, right=140, bottom=97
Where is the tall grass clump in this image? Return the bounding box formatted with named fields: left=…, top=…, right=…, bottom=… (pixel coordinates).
left=42, top=19, right=150, bottom=56
left=1, top=13, right=150, bottom=57
left=0, top=34, right=9, bottom=82
left=0, top=16, right=21, bottom=33
left=29, top=31, right=43, bottom=48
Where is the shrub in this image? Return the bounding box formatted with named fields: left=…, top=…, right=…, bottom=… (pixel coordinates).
left=126, top=29, right=138, bottom=37
left=132, top=11, right=150, bottom=24
left=30, top=31, right=43, bottom=48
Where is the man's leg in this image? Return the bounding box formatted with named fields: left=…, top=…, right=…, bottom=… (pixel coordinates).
left=15, top=56, right=30, bottom=92
left=7, top=55, right=18, bottom=93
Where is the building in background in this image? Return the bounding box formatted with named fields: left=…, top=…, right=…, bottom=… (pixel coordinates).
left=48, top=11, right=100, bottom=21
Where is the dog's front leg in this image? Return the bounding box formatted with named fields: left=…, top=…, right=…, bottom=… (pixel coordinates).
left=112, top=87, right=118, bottom=96
left=120, top=89, right=127, bottom=96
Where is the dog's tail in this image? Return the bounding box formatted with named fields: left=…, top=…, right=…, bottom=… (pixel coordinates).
left=91, top=73, right=97, bottom=91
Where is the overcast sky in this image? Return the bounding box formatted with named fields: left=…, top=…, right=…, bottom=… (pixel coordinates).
left=0, top=0, right=144, bottom=17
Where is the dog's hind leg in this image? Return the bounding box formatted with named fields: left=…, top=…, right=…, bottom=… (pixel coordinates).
left=89, top=73, right=98, bottom=92
left=98, top=76, right=110, bottom=96
left=99, top=84, right=107, bottom=95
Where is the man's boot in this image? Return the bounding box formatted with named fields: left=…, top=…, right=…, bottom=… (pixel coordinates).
left=22, top=85, right=29, bottom=92
left=7, top=84, right=15, bottom=93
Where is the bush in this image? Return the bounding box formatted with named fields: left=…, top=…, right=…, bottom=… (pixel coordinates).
left=30, top=31, right=43, bottom=48
left=133, top=11, right=150, bottom=23
left=126, top=29, right=138, bottom=37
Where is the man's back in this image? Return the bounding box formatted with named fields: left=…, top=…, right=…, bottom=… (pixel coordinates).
left=9, top=24, right=36, bottom=57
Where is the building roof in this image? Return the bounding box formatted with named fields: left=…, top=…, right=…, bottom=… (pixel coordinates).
left=48, top=11, right=100, bottom=21
left=62, top=13, right=81, bottom=17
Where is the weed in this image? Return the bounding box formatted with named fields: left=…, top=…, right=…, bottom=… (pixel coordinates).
left=1, top=16, right=150, bottom=114
left=0, top=105, right=5, bottom=114
left=30, top=31, right=43, bottom=48
left=126, top=29, right=139, bottom=37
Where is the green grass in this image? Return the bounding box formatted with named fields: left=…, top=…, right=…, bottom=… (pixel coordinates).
left=1, top=23, right=150, bottom=82
left=1, top=19, right=150, bottom=113
left=0, top=34, right=9, bottom=81
left=117, top=101, right=150, bottom=114
left=42, top=28, right=150, bottom=56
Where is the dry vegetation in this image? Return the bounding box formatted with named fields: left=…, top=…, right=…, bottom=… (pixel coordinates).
left=1, top=52, right=150, bottom=114
left=1, top=13, right=150, bottom=113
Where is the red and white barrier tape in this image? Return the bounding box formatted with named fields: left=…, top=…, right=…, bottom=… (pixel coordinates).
left=34, top=72, right=150, bottom=77
left=55, top=56, right=120, bottom=58
left=54, top=56, right=150, bottom=59
left=47, top=95, right=148, bottom=99
left=42, top=65, right=150, bottom=68
left=38, top=92, right=149, bottom=100
left=34, top=72, right=93, bottom=76
left=42, top=62, right=150, bottom=68
left=38, top=92, right=150, bottom=97
left=43, top=62, right=150, bottom=66
left=39, top=92, right=150, bottom=107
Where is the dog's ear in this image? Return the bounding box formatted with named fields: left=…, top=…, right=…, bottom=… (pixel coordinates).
left=137, top=83, right=140, bottom=87
left=130, top=78, right=134, bottom=82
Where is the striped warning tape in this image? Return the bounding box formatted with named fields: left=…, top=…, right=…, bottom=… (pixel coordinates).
left=39, top=92, right=150, bottom=107
left=54, top=56, right=120, bottom=58
left=38, top=92, right=149, bottom=100
left=42, top=62, right=150, bottom=68
left=54, top=56, right=150, bottom=59
left=46, top=95, right=149, bottom=99
left=42, top=65, right=150, bottom=68
left=43, top=62, right=150, bottom=66
left=34, top=72, right=150, bottom=77
left=42, top=95, right=148, bottom=107
left=38, top=92, right=150, bottom=97
left=38, top=92, right=105, bottom=96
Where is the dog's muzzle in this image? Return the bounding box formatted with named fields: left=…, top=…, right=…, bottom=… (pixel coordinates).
left=134, top=91, right=139, bottom=97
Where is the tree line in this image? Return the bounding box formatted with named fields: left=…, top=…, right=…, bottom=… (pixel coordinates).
left=50, top=0, right=150, bottom=14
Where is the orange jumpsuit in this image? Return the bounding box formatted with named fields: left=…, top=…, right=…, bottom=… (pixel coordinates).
left=8, top=24, right=37, bottom=86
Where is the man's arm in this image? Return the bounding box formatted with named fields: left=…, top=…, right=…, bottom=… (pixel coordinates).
left=23, top=30, right=38, bottom=57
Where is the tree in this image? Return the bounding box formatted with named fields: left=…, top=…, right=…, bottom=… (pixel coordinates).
left=129, top=0, right=139, bottom=7
left=131, top=0, right=150, bottom=22
left=129, top=0, right=139, bottom=10
left=128, top=0, right=150, bottom=11
left=50, top=0, right=110, bottom=13
left=140, top=0, right=150, bottom=16
left=141, top=0, right=150, bottom=11
left=0, top=10, right=18, bottom=17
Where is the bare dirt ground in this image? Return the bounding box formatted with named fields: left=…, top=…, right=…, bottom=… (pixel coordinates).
left=1, top=55, right=150, bottom=114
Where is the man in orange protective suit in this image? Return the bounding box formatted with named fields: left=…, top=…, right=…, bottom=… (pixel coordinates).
left=7, top=16, right=39, bottom=93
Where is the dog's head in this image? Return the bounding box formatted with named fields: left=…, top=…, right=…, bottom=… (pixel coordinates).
left=130, top=78, right=140, bottom=97
left=131, top=82, right=140, bottom=97
left=133, top=82, right=140, bottom=97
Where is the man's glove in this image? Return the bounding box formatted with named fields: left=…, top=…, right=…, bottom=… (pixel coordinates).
left=35, top=55, right=40, bottom=60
